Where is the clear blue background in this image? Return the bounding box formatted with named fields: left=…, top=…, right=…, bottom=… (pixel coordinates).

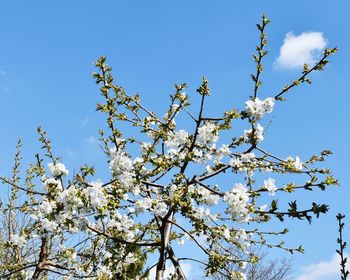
left=0, top=1, right=349, bottom=278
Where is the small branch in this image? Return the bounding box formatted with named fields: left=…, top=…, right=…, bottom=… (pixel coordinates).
left=167, top=246, right=187, bottom=280
left=274, top=48, right=337, bottom=100
left=201, top=117, right=224, bottom=121
left=252, top=14, right=270, bottom=99
left=196, top=165, right=231, bottom=182
left=255, top=146, right=284, bottom=162
left=337, top=213, right=349, bottom=280
left=194, top=179, right=224, bottom=196
left=0, top=176, right=46, bottom=196
left=87, top=225, right=160, bottom=247
left=1, top=263, right=37, bottom=279
left=168, top=220, right=210, bottom=255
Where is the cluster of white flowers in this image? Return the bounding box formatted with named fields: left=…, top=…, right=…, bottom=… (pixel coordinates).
left=168, top=184, right=178, bottom=199
left=57, top=185, right=84, bottom=214
left=164, top=129, right=190, bottom=159
left=140, top=142, right=152, bottom=154
left=193, top=148, right=212, bottom=163
left=193, top=206, right=212, bottom=221
left=234, top=272, right=247, bottom=280
left=135, top=198, right=168, bottom=217
left=196, top=186, right=220, bottom=206
left=152, top=201, right=168, bottom=217
left=10, top=234, right=27, bottom=247
left=48, top=162, right=69, bottom=177
left=83, top=180, right=108, bottom=208
left=42, top=177, right=62, bottom=190
left=229, top=153, right=256, bottom=173
left=240, top=153, right=256, bottom=163
left=285, top=156, right=303, bottom=171
left=31, top=181, right=91, bottom=235
left=39, top=199, right=56, bottom=215
left=135, top=198, right=153, bottom=212
left=94, top=248, right=138, bottom=276
left=245, top=97, right=275, bottom=120
left=109, top=148, right=135, bottom=189
left=171, top=103, right=180, bottom=113
left=165, top=129, right=189, bottom=148
left=243, top=123, right=264, bottom=143
left=197, top=123, right=218, bottom=144
left=214, top=144, right=231, bottom=163
left=263, top=178, right=277, bottom=196
left=41, top=218, right=59, bottom=232
left=96, top=265, right=112, bottom=278
left=224, top=183, right=250, bottom=223
left=107, top=211, right=136, bottom=241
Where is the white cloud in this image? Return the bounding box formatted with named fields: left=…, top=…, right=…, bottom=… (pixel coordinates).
left=295, top=253, right=349, bottom=280
left=275, top=31, right=327, bottom=69
left=66, top=149, right=74, bottom=157
left=148, top=262, right=192, bottom=279
left=81, top=116, right=91, bottom=128
left=84, top=136, right=98, bottom=146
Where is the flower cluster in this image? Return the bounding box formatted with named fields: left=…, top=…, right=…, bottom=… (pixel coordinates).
left=245, top=97, right=275, bottom=120
left=197, top=123, right=219, bottom=144
left=244, top=123, right=264, bottom=143
left=285, top=156, right=303, bottom=171
left=83, top=180, right=108, bottom=208
left=196, top=185, right=220, bottom=206
left=264, top=178, right=277, bottom=196
left=165, top=129, right=189, bottom=148
left=48, top=162, right=69, bottom=177
left=224, top=183, right=251, bottom=223
left=9, top=234, right=27, bottom=247
left=109, top=148, right=135, bottom=189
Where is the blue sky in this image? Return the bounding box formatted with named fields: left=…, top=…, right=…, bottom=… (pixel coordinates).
left=0, top=1, right=349, bottom=279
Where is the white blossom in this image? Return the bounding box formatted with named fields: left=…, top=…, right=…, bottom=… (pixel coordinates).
left=39, top=200, right=56, bottom=215
left=197, top=123, right=218, bottom=144
left=245, top=97, right=275, bottom=120
left=152, top=201, right=168, bottom=217
left=43, top=178, right=62, bottom=190
left=244, top=123, right=264, bottom=143
left=57, top=185, right=84, bottom=216
left=178, top=239, right=185, bottom=245
left=48, top=162, right=69, bottom=177
left=223, top=227, right=231, bottom=239
left=194, top=206, right=211, bottom=220
left=140, top=142, right=152, bottom=154
left=224, top=183, right=250, bottom=223
left=10, top=234, right=27, bottom=247
left=196, top=186, right=220, bottom=206
left=96, top=265, right=112, bottom=278
left=229, top=158, right=242, bottom=168
left=41, top=218, right=58, bottom=232
left=135, top=198, right=153, bottom=212
left=240, top=153, right=255, bottom=163
left=286, top=156, right=303, bottom=171
left=83, top=180, right=108, bottom=208
left=109, top=148, right=135, bottom=189
left=169, top=184, right=178, bottom=198
left=215, top=144, right=231, bottom=162
left=264, top=178, right=277, bottom=196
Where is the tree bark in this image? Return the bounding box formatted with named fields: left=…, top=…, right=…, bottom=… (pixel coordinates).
left=156, top=212, right=174, bottom=280
left=32, top=236, right=47, bottom=280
